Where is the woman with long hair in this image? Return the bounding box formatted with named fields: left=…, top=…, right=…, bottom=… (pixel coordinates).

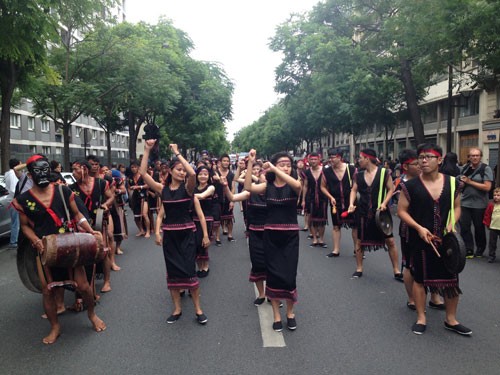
left=223, top=161, right=268, bottom=305
left=140, top=140, right=210, bottom=325
left=193, top=165, right=215, bottom=277
left=244, top=149, right=302, bottom=332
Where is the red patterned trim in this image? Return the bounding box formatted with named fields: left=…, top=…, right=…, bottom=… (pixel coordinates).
left=162, top=198, right=192, bottom=203
left=249, top=224, right=265, bottom=231
left=264, top=224, right=300, bottom=231
left=266, top=286, right=298, bottom=303
left=162, top=223, right=196, bottom=231
left=249, top=272, right=267, bottom=282
left=166, top=276, right=199, bottom=290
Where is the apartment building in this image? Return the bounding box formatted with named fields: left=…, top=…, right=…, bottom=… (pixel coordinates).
left=313, top=80, right=500, bottom=168
left=8, top=99, right=131, bottom=167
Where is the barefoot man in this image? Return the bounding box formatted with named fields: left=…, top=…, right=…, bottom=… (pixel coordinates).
left=13, top=154, right=106, bottom=344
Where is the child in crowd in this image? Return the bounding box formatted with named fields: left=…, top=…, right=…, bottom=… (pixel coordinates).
left=483, top=187, right=500, bottom=263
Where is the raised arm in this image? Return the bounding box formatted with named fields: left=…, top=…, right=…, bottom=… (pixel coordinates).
left=263, top=160, right=301, bottom=195
left=170, top=144, right=196, bottom=195
left=222, top=177, right=250, bottom=202
left=139, top=139, right=164, bottom=195
left=244, top=149, right=266, bottom=194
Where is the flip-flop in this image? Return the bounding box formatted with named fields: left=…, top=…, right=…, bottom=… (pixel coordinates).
left=317, top=243, right=328, bottom=248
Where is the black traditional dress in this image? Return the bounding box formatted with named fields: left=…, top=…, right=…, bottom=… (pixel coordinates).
left=304, top=168, right=328, bottom=227
left=70, top=178, right=109, bottom=278
left=264, top=183, right=300, bottom=303
left=111, top=175, right=127, bottom=242
left=128, top=174, right=146, bottom=218
left=246, top=191, right=267, bottom=282
left=323, top=164, right=356, bottom=228
left=401, top=175, right=463, bottom=297
left=161, top=182, right=199, bottom=290
left=212, top=180, right=222, bottom=235
left=397, top=175, right=411, bottom=269
left=13, top=185, right=76, bottom=282
left=70, top=178, right=109, bottom=226
left=220, top=170, right=235, bottom=227
left=355, top=167, right=392, bottom=251
left=193, top=185, right=214, bottom=262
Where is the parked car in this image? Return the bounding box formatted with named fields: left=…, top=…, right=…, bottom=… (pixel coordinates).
left=0, top=175, right=13, bottom=238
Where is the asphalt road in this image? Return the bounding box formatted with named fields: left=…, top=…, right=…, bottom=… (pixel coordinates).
left=1, top=210, right=500, bottom=375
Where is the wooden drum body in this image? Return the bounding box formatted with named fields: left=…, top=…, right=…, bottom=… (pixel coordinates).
left=42, top=232, right=106, bottom=268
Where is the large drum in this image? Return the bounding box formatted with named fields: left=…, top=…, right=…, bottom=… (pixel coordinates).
left=41, top=232, right=106, bottom=268
left=17, top=235, right=43, bottom=293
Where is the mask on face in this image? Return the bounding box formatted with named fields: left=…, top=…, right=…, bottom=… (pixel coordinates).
left=29, top=160, right=51, bottom=188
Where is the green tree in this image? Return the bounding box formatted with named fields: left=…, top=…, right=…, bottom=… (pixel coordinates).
left=0, top=0, right=57, bottom=172
left=25, top=0, right=118, bottom=169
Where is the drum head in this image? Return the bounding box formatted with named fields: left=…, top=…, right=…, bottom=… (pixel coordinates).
left=94, top=208, right=104, bottom=232
left=375, top=210, right=393, bottom=236
left=16, top=236, right=42, bottom=293
left=440, top=232, right=466, bottom=274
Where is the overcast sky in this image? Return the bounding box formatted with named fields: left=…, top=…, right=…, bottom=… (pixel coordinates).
left=126, top=0, right=320, bottom=141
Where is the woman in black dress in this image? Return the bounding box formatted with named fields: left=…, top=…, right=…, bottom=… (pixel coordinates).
left=140, top=140, right=210, bottom=325
left=244, top=149, right=302, bottom=332
left=193, top=166, right=215, bottom=277
left=223, top=161, right=268, bottom=305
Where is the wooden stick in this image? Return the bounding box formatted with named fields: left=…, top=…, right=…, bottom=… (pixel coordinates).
left=428, top=240, right=441, bottom=258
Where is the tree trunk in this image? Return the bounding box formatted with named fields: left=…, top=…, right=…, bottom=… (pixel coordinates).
left=128, top=111, right=137, bottom=160
left=63, top=121, right=71, bottom=170
left=0, top=61, right=18, bottom=173
left=400, top=58, right=425, bottom=145
left=107, top=131, right=112, bottom=166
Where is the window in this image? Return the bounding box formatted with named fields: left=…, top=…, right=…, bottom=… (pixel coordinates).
left=41, top=119, right=50, bottom=132
left=75, top=127, right=81, bottom=138
left=421, top=102, right=438, bottom=123
left=29, top=145, right=37, bottom=154
left=122, top=136, right=125, bottom=144
left=42, top=146, right=50, bottom=154
left=111, top=134, right=115, bottom=143
left=458, top=93, right=480, bottom=118
left=99, top=150, right=104, bottom=157
left=55, top=147, right=62, bottom=155
left=92, top=130, right=97, bottom=140
left=28, top=117, right=35, bottom=131
left=10, top=114, right=21, bottom=128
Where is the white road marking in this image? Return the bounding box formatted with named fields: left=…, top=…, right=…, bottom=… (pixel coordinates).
left=254, top=285, right=286, bottom=347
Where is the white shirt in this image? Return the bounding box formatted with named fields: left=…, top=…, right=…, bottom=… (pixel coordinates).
left=4, top=169, right=18, bottom=198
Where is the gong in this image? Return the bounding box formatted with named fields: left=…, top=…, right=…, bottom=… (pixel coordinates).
left=375, top=209, right=393, bottom=236
left=440, top=232, right=466, bottom=274
left=16, top=236, right=42, bottom=293
left=94, top=208, right=104, bottom=232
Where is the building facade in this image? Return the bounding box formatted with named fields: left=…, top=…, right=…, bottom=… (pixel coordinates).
left=312, top=80, right=500, bottom=168
left=8, top=99, right=131, bottom=168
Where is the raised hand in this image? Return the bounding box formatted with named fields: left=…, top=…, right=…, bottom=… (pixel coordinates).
left=145, top=139, right=157, bottom=150
left=169, top=144, right=179, bottom=155
left=248, top=149, right=256, bottom=163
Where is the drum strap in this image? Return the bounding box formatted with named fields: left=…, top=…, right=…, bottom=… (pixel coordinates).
left=345, top=163, right=352, bottom=188
left=446, top=177, right=456, bottom=233
left=59, top=184, right=73, bottom=232
left=377, top=168, right=386, bottom=209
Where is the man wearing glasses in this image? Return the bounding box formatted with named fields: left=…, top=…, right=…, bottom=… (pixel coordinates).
left=398, top=144, right=471, bottom=335
left=459, top=148, right=493, bottom=258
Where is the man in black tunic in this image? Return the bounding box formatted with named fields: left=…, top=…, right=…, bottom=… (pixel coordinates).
left=13, top=155, right=106, bottom=344
left=398, top=144, right=471, bottom=336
